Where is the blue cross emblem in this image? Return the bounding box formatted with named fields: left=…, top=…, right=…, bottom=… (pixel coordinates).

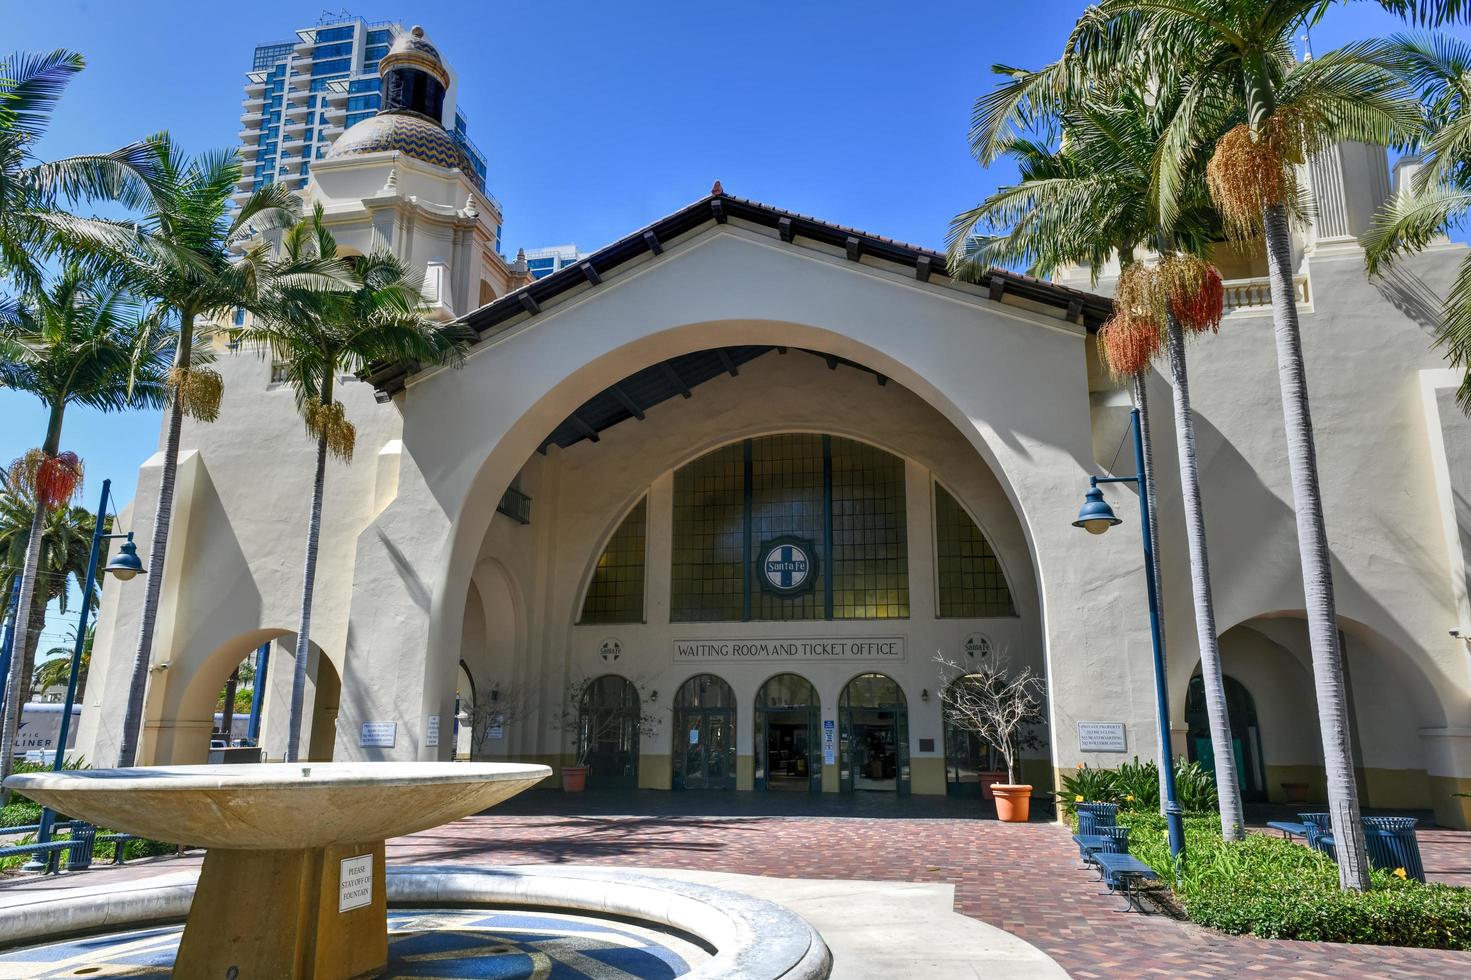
left=763, top=542, right=811, bottom=592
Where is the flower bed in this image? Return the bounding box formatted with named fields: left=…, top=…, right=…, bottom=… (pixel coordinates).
left=1114, top=811, right=1471, bottom=949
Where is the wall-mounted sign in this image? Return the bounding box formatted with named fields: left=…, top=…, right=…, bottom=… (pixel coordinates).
left=963, top=633, right=993, bottom=660
left=487, top=714, right=504, bottom=740
left=359, top=721, right=396, bottom=748
left=599, top=637, right=622, bottom=663
left=758, top=536, right=817, bottom=596
left=674, top=637, right=905, bottom=663
left=1077, top=722, right=1127, bottom=753
left=338, top=853, right=374, bottom=913
left=689, top=728, right=699, bottom=746
left=426, top=715, right=440, bottom=747
left=822, top=719, right=836, bottom=766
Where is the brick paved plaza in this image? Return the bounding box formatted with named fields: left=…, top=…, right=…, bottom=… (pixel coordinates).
left=383, top=792, right=1471, bottom=979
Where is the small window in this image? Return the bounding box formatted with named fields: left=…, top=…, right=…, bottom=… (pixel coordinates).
left=933, top=484, right=1016, bottom=617
left=579, top=498, right=647, bottom=624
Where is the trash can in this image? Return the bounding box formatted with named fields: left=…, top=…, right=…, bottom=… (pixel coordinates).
left=1076, top=802, right=1119, bottom=836
left=1362, top=817, right=1424, bottom=882
left=66, top=822, right=97, bottom=871
left=1099, top=825, right=1131, bottom=855
left=1299, top=812, right=1331, bottom=830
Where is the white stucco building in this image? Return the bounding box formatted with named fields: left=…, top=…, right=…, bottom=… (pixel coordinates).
left=75, top=30, right=1471, bottom=829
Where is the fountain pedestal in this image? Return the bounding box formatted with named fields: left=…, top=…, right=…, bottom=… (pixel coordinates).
left=4, top=762, right=548, bottom=980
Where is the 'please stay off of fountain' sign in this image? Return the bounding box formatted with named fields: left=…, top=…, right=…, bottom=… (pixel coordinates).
left=339, top=854, right=374, bottom=913
left=674, top=637, right=905, bottom=663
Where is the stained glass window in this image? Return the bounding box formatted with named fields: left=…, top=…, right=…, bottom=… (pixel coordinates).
left=579, top=498, right=647, bottom=624
left=831, top=437, right=909, bottom=619
left=670, top=435, right=910, bottom=622
left=934, top=483, right=1016, bottom=617
left=751, top=434, right=824, bottom=621
left=671, top=442, right=745, bottom=622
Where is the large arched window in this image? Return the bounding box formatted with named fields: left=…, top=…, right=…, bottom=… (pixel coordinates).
left=933, top=483, right=1015, bottom=617
left=671, top=435, right=909, bottom=622
left=579, top=497, right=647, bottom=624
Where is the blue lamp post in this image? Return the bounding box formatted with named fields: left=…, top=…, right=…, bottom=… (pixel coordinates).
left=29, top=479, right=145, bottom=870
left=1072, top=407, right=1186, bottom=866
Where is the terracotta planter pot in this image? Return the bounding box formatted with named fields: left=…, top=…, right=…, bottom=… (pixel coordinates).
left=561, top=765, right=588, bottom=792
left=979, top=771, right=1008, bottom=801
left=991, top=784, right=1033, bottom=822
left=1281, top=781, right=1310, bottom=804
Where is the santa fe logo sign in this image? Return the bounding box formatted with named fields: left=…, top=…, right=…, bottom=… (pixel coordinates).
left=760, top=537, right=816, bottom=595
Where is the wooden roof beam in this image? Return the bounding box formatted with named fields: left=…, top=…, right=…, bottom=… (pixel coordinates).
left=660, top=361, right=693, bottom=398
left=610, top=383, right=646, bottom=421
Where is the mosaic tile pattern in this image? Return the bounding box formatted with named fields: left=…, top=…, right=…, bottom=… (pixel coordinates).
left=0, top=908, right=707, bottom=979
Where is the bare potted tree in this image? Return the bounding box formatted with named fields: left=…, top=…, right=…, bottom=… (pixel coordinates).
left=552, top=676, right=662, bottom=792
left=935, top=650, right=1046, bottom=822
left=463, top=684, right=530, bottom=761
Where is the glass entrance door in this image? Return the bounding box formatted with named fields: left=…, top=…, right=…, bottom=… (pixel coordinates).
left=673, top=674, right=737, bottom=790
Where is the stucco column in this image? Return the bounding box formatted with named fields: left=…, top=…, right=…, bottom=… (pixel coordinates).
left=333, top=448, right=453, bottom=762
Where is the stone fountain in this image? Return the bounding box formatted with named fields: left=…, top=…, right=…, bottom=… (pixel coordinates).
left=4, top=762, right=548, bottom=978
left=2, top=762, right=833, bottom=979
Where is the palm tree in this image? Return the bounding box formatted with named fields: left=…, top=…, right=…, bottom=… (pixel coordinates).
left=34, top=624, right=94, bottom=700
left=1363, top=32, right=1471, bottom=407
left=110, top=140, right=322, bottom=768
left=241, top=209, right=467, bottom=761
left=1058, top=0, right=1445, bottom=890
left=950, top=82, right=1248, bottom=839
left=0, top=51, right=164, bottom=303
left=1, top=494, right=101, bottom=705
left=0, top=266, right=168, bottom=795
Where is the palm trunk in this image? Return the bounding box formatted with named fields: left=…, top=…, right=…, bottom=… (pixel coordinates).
left=1132, top=374, right=1171, bottom=813
left=0, top=504, right=47, bottom=801
left=0, top=406, right=64, bottom=800
left=286, top=410, right=331, bottom=762
left=1165, top=314, right=1246, bottom=840
left=1263, top=202, right=1370, bottom=890
left=117, top=314, right=192, bottom=767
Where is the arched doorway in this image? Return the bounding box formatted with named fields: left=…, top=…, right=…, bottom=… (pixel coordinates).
left=579, top=674, right=641, bottom=789
left=673, top=674, right=736, bottom=790
left=942, top=675, right=1006, bottom=797
left=755, top=674, right=821, bottom=792
left=1186, top=673, right=1269, bottom=802
left=840, top=673, right=909, bottom=795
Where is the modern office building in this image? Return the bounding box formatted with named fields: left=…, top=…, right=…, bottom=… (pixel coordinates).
left=80, top=95, right=1471, bottom=829
left=523, top=245, right=588, bottom=281
left=234, top=16, right=488, bottom=206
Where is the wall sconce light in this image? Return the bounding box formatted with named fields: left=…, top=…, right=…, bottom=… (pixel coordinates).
left=650, top=690, right=659, bottom=703
left=490, top=684, right=500, bottom=703
left=921, top=688, right=930, bottom=703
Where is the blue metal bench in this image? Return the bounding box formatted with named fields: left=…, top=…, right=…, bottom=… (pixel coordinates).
left=1094, top=852, right=1161, bottom=911
left=1267, top=820, right=1309, bottom=839
left=0, top=823, right=139, bottom=873
left=1073, top=826, right=1131, bottom=868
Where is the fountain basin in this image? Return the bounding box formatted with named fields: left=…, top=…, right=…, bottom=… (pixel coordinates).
left=2, top=762, right=551, bottom=979
left=3, top=762, right=546, bottom=849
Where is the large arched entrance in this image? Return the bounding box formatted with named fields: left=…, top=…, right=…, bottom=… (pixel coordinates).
left=840, top=673, right=909, bottom=795
left=672, top=674, right=736, bottom=790
left=942, top=674, right=1006, bottom=798
left=755, top=673, right=821, bottom=793
left=1185, top=673, right=1268, bottom=802
left=579, top=674, right=641, bottom=789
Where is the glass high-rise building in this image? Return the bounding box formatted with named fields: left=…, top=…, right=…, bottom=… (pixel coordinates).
left=235, top=17, right=489, bottom=204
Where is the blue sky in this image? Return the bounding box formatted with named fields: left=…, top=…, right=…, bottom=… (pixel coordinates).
left=3, top=1, right=1464, bottom=650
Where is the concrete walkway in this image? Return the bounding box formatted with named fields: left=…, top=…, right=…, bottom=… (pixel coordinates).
left=647, top=868, right=1068, bottom=979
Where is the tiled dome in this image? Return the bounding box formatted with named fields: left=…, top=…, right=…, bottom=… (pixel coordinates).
left=326, top=111, right=470, bottom=172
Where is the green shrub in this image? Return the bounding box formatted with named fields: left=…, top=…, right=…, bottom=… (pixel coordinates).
left=1059, top=757, right=1217, bottom=816
left=1114, top=812, right=1471, bottom=949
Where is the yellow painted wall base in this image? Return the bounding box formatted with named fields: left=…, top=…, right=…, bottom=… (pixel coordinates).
left=736, top=754, right=754, bottom=791
left=640, top=754, right=672, bottom=790
left=1430, top=775, right=1471, bottom=830
left=911, top=757, right=945, bottom=795
left=822, top=762, right=838, bottom=793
